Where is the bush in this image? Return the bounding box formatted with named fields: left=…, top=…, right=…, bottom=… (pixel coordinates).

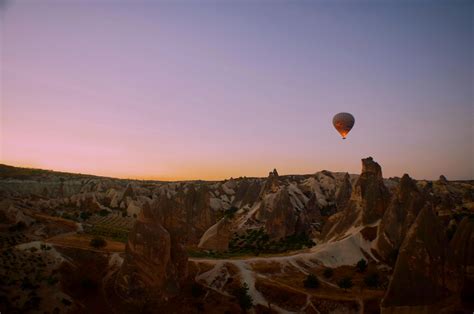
left=323, top=268, right=334, bottom=278
left=364, top=272, right=380, bottom=288
left=47, top=276, right=59, bottom=286
left=224, top=206, right=239, bottom=219
left=387, top=249, right=399, bottom=265
left=80, top=211, right=91, bottom=220
left=233, top=283, right=253, bottom=311
left=8, top=222, right=26, bottom=232
left=446, top=225, right=457, bottom=241
left=98, top=209, right=110, bottom=217
left=89, top=237, right=107, bottom=248
left=61, top=298, right=72, bottom=306
left=356, top=259, right=368, bottom=273
left=338, top=277, right=353, bottom=291
left=80, top=277, right=98, bottom=289
left=303, top=274, right=320, bottom=289
left=191, top=282, right=205, bottom=298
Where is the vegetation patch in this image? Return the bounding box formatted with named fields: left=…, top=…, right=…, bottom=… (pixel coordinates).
left=228, top=228, right=315, bottom=255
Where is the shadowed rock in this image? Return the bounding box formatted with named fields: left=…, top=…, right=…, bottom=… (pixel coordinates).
left=381, top=206, right=459, bottom=313
left=335, top=173, right=352, bottom=211
left=450, top=216, right=474, bottom=302
left=376, top=174, right=425, bottom=261
left=117, top=202, right=188, bottom=299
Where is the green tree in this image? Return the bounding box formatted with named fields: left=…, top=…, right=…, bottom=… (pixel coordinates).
left=356, top=259, right=368, bottom=273
left=338, top=277, right=353, bottom=291
left=80, top=211, right=91, bottom=220
left=89, top=237, right=107, bottom=248
left=303, top=274, right=320, bottom=289
left=233, top=283, right=253, bottom=311
left=364, top=272, right=380, bottom=288
left=323, top=268, right=334, bottom=278
left=98, top=209, right=110, bottom=217
left=191, top=282, right=205, bottom=298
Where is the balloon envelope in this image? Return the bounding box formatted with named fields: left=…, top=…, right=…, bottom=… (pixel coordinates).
left=332, top=112, right=355, bottom=139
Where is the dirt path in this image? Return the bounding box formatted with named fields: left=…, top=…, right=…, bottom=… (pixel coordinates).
left=192, top=254, right=383, bottom=314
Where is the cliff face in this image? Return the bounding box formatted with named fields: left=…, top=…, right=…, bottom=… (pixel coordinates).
left=376, top=174, right=425, bottom=261
left=381, top=206, right=458, bottom=312
left=323, top=157, right=390, bottom=241
left=257, top=187, right=300, bottom=240
left=149, top=185, right=215, bottom=244
left=335, top=173, right=352, bottom=211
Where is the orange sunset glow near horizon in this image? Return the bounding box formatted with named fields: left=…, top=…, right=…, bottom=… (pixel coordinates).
left=1, top=1, right=473, bottom=181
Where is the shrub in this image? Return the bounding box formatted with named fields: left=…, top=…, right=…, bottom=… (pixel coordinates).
left=8, top=222, right=26, bottom=232
left=80, top=211, right=91, bottom=220
left=224, top=206, right=239, bottom=219
left=323, top=268, right=334, bottom=278
left=387, top=249, right=399, bottom=265
left=80, top=277, right=98, bottom=289
left=47, top=276, right=59, bottom=286
left=233, top=283, right=253, bottom=311
left=364, top=272, right=380, bottom=288
left=89, top=237, right=107, bottom=248
left=338, top=277, right=353, bottom=291
left=446, top=225, right=457, bottom=241
left=61, top=298, right=72, bottom=306
left=20, top=277, right=34, bottom=290
left=191, top=282, right=205, bottom=298
left=303, top=274, right=320, bottom=289
left=98, top=209, right=110, bottom=217
left=356, top=259, right=368, bottom=272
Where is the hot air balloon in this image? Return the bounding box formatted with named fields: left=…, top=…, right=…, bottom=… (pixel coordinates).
left=332, top=112, right=355, bottom=139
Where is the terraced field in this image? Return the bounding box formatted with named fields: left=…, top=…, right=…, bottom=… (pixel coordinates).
left=84, top=212, right=134, bottom=243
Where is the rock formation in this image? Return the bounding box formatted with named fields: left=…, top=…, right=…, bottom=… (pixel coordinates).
left=198, top=217, right=233, bottom=251
left=450, top=216, right=474, bottom=302
left=322, top=157, right=390, bottom=241
left=117, top=202, right=188, bottom=299
left=376, top=174, right=425, bottom=261
left=335, top=173, right=352, bottom=211
left=381, top=206, right=458, bottom=313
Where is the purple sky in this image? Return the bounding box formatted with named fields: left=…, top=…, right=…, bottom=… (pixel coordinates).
left=1, top=0, right=473, bottom=180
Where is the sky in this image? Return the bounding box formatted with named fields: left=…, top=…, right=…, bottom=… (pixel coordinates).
left=0, top=0, right=472, bottom=181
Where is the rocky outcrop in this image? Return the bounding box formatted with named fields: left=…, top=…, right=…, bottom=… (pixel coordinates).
left=231, top=179, right=262, bottom=208
left=335, top=173, right=352, bottom=211
left=376, top=174, right=425, bottom=261
left=381, top=206, right=458, bottom=313
left=322, top=157, right=390, bottom=241
left=257, top=187, right=299, bottom=239
left=117, top=202, right=188, bottom=299
left=198, top=218, right=233, bottom=251
left=450, top=216, right=474, bottom=302
left=260, top=168, right=280, bottom=195
left=149, top=185, right=215, bottom=244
